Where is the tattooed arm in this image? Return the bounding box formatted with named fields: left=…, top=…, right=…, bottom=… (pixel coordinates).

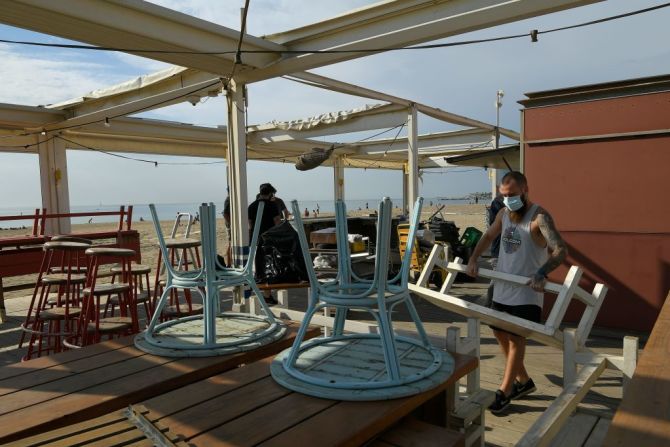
left=528, top=209, right=568, bottom=291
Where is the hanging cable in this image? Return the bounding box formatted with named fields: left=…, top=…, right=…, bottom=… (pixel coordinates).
left=55, top=135, right=225, bottom=166
left=228, top=0, right=251, bottom=80
left=0, top=3, right=666, bottom=56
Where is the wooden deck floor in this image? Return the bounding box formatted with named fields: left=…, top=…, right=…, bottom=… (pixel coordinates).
left=0, top=275, right=640, bottom=446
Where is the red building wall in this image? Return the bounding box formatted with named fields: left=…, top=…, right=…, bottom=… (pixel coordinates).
left=522, top=90, right=670, bottom=332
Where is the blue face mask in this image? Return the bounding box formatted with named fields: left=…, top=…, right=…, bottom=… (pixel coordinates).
left=503, top=195, right=524, bottom=211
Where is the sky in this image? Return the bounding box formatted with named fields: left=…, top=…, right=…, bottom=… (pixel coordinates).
left=1, top=0, right=670, bottom=209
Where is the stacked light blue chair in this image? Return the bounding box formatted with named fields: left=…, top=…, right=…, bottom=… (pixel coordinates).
left=134, top=202, right=286, bottom=356
left=271, top=197, right=453, bottom=400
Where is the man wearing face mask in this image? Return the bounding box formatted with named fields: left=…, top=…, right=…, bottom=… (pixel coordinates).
left=466, top=171, right=568, bottom=414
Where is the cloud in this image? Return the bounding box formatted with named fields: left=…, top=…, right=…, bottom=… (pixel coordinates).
left=148, top=0, right=376, bottom=35
left=2, top=0, right=670, bottom=206
left=0, top=43, right=127, bottom=106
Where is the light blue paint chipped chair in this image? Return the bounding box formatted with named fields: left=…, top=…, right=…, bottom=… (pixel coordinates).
left=272, top=197, right=451, bottom=399
left=134, top=201, right=286, bottom=356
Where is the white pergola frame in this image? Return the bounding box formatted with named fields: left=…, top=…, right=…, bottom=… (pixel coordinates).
left=0, top=0, right=600, bottom=308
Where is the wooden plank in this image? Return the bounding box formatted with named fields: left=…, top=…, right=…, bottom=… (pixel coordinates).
left=0, top=344, right=169, bottom=417
left=549, top=412, right=598, bottom=447
left=0, top=321, right=319, bottom=443
left=190, top=392, right=337, bottom=446
left=259, top=353, right=477, bottom=447
left=377, top=417, right=465, bottom=447
left=517, top=359, right=607, bottom=447
left=46, top=420, right=138, bottom=447
left=575, top=283, right=608, bottom=346
left=143, top=356, right=276, bottom=419
left=159, top=376, right=291, bottom=441
left=0, top=336, right=136, bottom=382
left=603, top=292, right=670, bottom=447
left=409, top=283, right=564, bottom=347
left=0, top=344, right=150, bottom=398
left=583, top=417, right=611, bottom=447
left=3, top=411, right=129, bottom=446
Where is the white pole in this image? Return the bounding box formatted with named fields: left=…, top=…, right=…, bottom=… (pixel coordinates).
left=38, top=136, right=71, bottom=234
left=402, top=168, right=409, bottom=215
left=492, top=89, right=504, bottom=197
left=333, top=155, right=345, bottom=201
left=407, top=104, right=419, bottom=214
left=226, top=79, right=250, bottom=312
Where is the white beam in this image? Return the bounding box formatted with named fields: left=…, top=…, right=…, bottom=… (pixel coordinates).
left=247, top=104, right=407, bottom=141
left=33, top=78, right=224, bottom=134
left=76, top=117, right=227, bottom=143
left=0, top=0, right=284, bottom=76
left=402, top=169, right=409, bottom=214
left=226, top=79, right=249, bottom=275
left=60, top=131, right=227, bottom=159
left=288, top=72, right=520, bottom=139
left=407, top=105, right=419, bottom=215
left=247, top=0, right=602, bottom=82
left=38, top=136, right=70, bottom=234
left=0, top=103, right=65, bottom=129
left=354, top=128, right=493, bottom=154
left=333, top=155, right=345, bottom=201
left=50, top=68, right=220, bottom=117
left=1, top=0, right=599, bottom=87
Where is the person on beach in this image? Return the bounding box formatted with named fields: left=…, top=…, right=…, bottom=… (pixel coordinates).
left=249, top=183, right=281, bottom=304
left=466, top=171, right=568, bottom=414
left=304, top=208, right=309, bottom=217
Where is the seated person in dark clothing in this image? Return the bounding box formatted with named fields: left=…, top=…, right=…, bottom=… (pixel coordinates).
left=257, top=183, right=290, bottom=220
left=249, top=183, right=281, bottom=303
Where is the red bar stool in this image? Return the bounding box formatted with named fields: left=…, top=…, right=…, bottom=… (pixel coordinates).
left=152, top=237, right=203, bottom=320
left=76, top=247, right=138, bottom=347
left=104, top=263, right=152, bottom=326
left=22, top=241, right=89, bottom=360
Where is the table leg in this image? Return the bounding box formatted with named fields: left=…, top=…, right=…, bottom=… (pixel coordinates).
left=413, top=385, right=456, bottom=428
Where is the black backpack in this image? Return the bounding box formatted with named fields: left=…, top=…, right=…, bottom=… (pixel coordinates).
left=259, top=221, right=308, bottom=283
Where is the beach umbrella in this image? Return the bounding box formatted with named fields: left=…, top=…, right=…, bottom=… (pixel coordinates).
left=295, top=145, right=335, bottom=171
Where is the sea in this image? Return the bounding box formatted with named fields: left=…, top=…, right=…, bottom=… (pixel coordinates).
left=0, top=197, right=476, bottom=229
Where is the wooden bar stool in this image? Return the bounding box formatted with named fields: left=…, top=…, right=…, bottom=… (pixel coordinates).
left=22, top=241, right=90, bottom=360
left=152, top=237, right=203, bottom=320
left=76, top=247, right=138, bottom=347
left=46, top=236, right=93, bottom=284
left=105, top=263, right=153, bottom=326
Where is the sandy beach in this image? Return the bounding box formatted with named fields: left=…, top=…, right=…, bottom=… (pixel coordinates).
left=0, top=204, right=487, bottom=296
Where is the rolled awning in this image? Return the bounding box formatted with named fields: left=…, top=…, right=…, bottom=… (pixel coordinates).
left=444, top=145, right=519, bottom=170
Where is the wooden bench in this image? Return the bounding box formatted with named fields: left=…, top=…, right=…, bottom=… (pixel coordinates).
left=8, top=351, right=478, bottom=446
left=0, top=320, right=320, bottom=443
